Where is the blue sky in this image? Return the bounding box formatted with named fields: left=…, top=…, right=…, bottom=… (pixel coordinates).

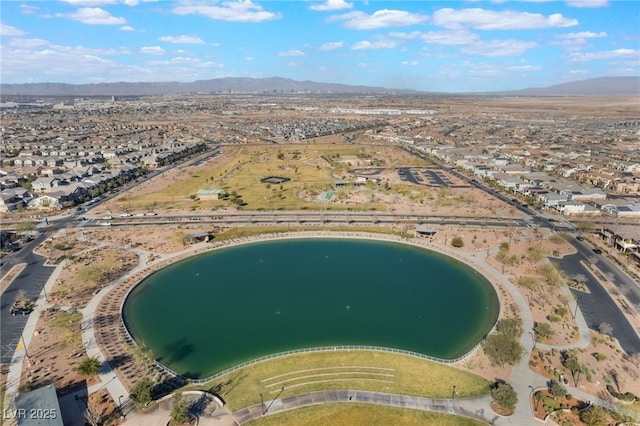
left=1, top=0, right=638, bottom=92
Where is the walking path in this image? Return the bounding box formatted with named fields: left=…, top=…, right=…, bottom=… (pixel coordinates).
left=3, top=230, right=616, bottom=425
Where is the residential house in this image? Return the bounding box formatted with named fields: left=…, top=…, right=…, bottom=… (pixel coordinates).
left=31, top=176, right=60, bottom=192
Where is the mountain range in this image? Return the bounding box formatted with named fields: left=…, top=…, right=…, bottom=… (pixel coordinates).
left=1, top=76, right=638, bottom=98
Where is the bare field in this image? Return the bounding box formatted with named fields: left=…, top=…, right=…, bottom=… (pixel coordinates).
left=95, top=144, right=522, bottom=219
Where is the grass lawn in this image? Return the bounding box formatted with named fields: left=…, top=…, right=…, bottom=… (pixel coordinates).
left=192, top=350, right=490, bottom=411
left=212, top=225, right=414, bottom=241
left=245, top=403, right=487, bottom=426
left=119, top=144, right=429, bottom=211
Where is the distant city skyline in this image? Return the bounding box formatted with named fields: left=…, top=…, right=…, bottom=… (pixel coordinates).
left=1, top=0, right=639, bottom=93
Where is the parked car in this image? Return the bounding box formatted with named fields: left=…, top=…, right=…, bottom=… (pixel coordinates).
left=592, top=248, right=602, bottom=254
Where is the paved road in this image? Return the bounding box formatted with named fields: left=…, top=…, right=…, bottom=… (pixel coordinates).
left=558, top=251, right=640, bottom=355
left=233, top=389, right=498, bottom=425
left=0, top=238, right=55, bottom=364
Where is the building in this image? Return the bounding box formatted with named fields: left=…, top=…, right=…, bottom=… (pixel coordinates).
left=195, top=189, right=222, bottom=200
left=14, top=384, right=65, bottom=426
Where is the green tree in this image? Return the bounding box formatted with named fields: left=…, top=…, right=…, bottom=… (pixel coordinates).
left=534, top=322, right=554, bottom=342
left=580, top=405, right=607, bottom=426
left=497, top=318, right=522, bottom=339
left=76, top=357, right=101, bottom=377
left=169, top=392, right=191, bottom=425
left=483, top=333, right=524, bottom=366
left=129, top=377, right=154, bottom=407
left=526, top=242, right=545, bottom=264
left=563, top=350, right=587, bottom=386
left=451, top=237, right=464, bottom=247
left=539, top=262, right=565, bottom=288
left=132, top=342, right=155, bottom=372
left=491, top=382, right=518, bottom=411
left=549, top=381, right=567, bottom=398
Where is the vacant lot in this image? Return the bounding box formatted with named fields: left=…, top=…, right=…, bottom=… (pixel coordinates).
left=98, top=144, right=518, bottom=219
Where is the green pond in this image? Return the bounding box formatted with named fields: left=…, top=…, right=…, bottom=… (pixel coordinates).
left=122, top=238, right=499, bottom=379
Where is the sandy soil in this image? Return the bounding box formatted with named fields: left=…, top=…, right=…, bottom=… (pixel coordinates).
left=8, top=144, right=639, bottom=418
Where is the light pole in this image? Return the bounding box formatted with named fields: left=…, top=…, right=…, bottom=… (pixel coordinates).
left=451, top=385, right=456, bottom=412
left=20, top=333, right=30, bottom=360
left=529, top=331, right=537, bottom=349
left=263, top=387, right=285, bottom=415
left=118, top=395, right=125, bottom=418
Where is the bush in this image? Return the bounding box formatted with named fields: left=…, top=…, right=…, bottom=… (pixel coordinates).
left=547, top=314, right=561, bottom=322
left=129, top=378, right=154, bottom=407
left=75, top=357, right=101, bottom=377
left=451, top=237, right=464, bottom=247
left=550, top=381, right=568, bottom=398
left=169, top=392, right=191, bottom=425
left=491, top=382, right=518, bottom=411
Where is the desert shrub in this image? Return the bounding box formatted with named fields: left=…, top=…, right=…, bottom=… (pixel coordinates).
left=451, top=237, right=464, bottom=247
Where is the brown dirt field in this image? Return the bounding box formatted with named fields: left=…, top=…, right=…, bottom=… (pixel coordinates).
left=48, top=246, right=139, bottom=309
left=20, top=308, right=97, bottom=397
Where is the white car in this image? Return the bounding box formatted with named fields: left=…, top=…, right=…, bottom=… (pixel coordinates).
left=103, top=215, right=113, bottom=220
left=120, top=212, right=131, bottom=217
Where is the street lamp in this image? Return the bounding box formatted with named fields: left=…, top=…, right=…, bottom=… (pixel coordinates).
left=118, top=395, right=125, bottom=418
left=263, top=387, right=285, bottom=415
left=20, top=333, right=30, bottom=360
left=529, top=331, right=537, bottom=349
left=451, top=385, right=456, bottom=411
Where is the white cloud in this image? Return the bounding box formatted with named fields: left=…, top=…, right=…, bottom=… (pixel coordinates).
left=556, top=31, right=607, bottom=39
left=60, top=0, right=155, bottom=5
left=568, top=69, right=590, bottom=74
left=507, top=65, right=542, bottom=71
left=421, top=30, right=479, bottom=45
left=351, top=39, right=398, bottom=50
left=432, top=8, right=578, bottom=30
left=7, top=38, right=50, bottom=49
left=158, top=35, right=205, bottom=44
left=1, top=23, right=27, bottom=36
left=389, top=31, right=421, bottom=40
left=245, top=56, right=254, bottom=61
left=172, top=1, right=281, bottom=23
left=318, top=41, right=344, bottom=51
left=328, top=9, right=428, bottom=30
left=140, top=46, right=165, bottom=55
left=401, top=61, right=419, bottom=66
left=309, top=0, right=353, bottom=12
left=146, top=57, right=223, bottom=68
left=569, top=48, right=639, bottom=61
left=278, top=49, right=306, bottom=57
left=61, top=0, right=117, bottom=5
left=566, top=0, right=608, bottom=7
left=461, top=39, right=538, bottom=57
left=287, top=61, right=301, bottom=67
left=1, top=40, right=136, bottom=83
left=20, top=5, right=39, bottom=15
left=552, top=31, right=607, bottom=50
left=120, top=25, right=136, bottom=31
left=64, top=7, right=127, bottom=25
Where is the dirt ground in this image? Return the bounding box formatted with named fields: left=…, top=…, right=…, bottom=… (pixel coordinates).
left=7, top=144, right=640, bottom=422
left=91, top=144, right=523, bottom=220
